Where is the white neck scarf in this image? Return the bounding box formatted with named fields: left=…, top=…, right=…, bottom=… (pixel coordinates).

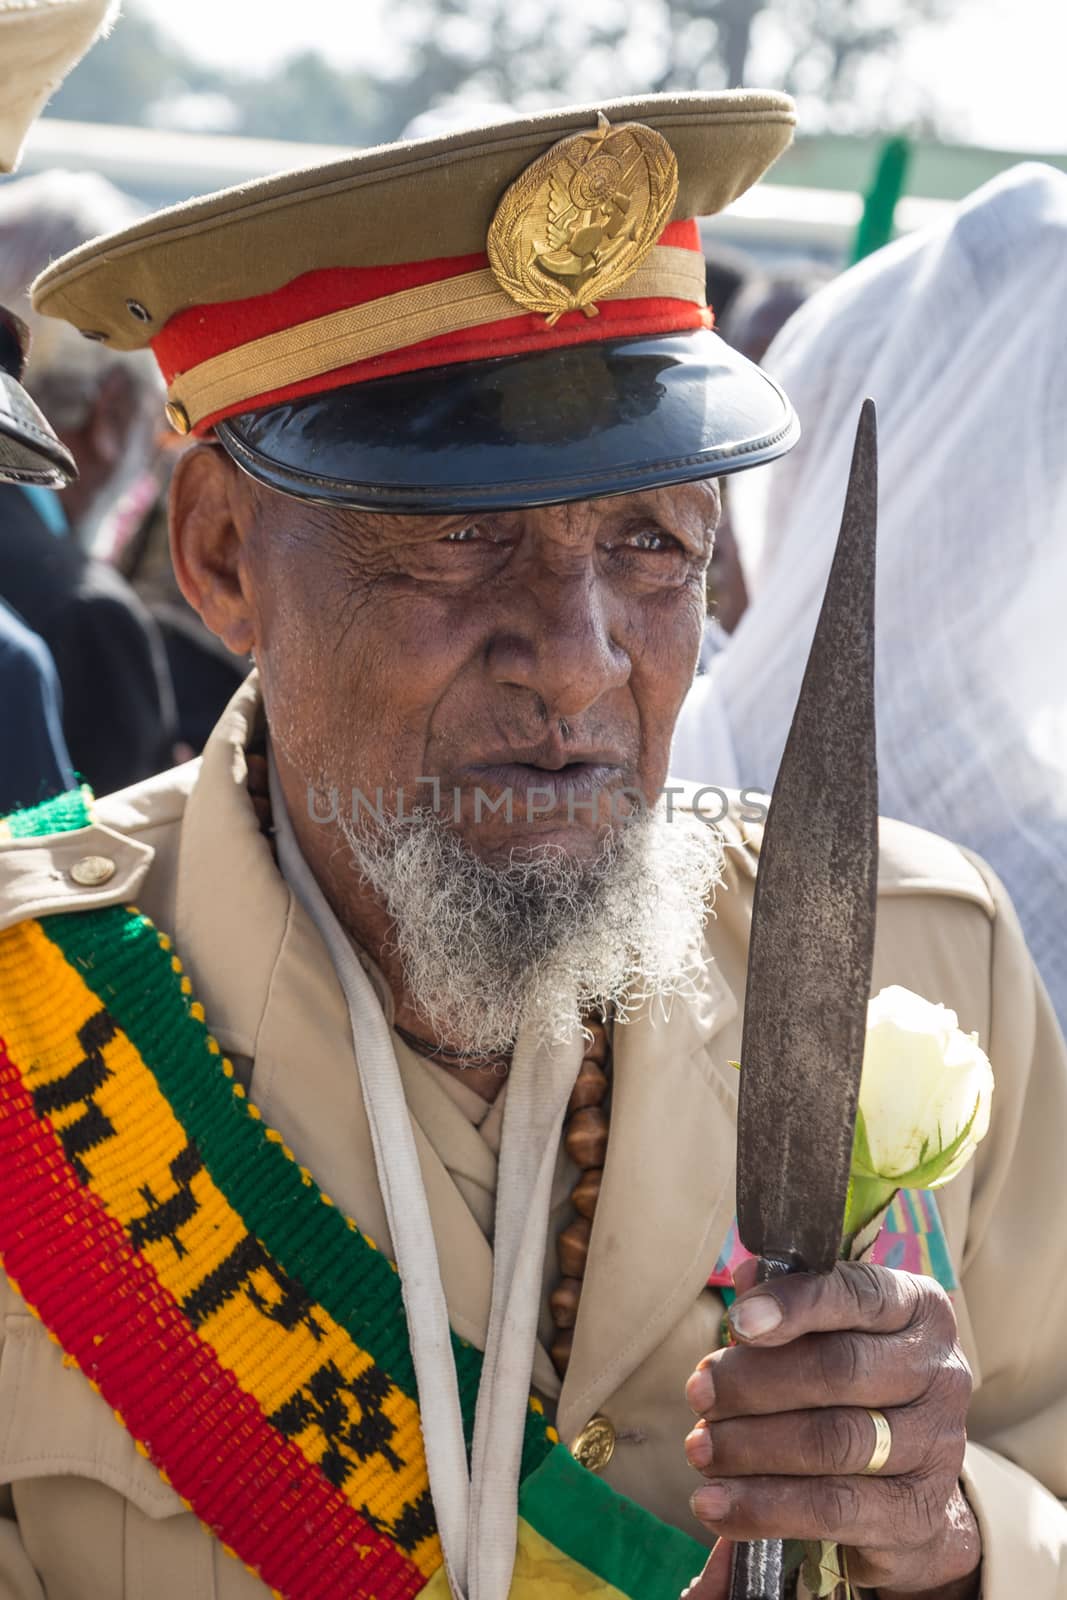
left=269, top=759, right=583, bottom=1600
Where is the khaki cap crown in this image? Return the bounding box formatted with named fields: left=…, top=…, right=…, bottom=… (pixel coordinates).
left=30, top=90, right=795, bottom=349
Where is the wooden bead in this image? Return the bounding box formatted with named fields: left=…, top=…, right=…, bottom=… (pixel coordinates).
left=565, top=1106, right=609, bottom=1168
left=550, top=1327, right=573, bottom=1374
left=550, top=1019, right=612, bottom=1382
left=558, top=1216, right=591, bottom=1278
left=581, top=1022, right=609, bottom=1065
left=549, top=1277, right=582, bottom=1329
left=568, top=1060, right=608, bottom=1114
left=571, top=1167, right=602, bottom=1220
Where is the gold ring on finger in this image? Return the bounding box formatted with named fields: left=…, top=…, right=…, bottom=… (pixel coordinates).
left=862, top=1408, right=893, bottom=1474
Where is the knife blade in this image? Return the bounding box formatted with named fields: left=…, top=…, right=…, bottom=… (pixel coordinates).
left=728, top=400, right=880, bottom=1600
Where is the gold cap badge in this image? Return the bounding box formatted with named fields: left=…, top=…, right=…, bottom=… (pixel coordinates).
left=487, top=114, right=679, bottom=326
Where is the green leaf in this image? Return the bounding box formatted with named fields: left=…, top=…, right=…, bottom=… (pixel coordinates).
left=848, top=1094, right=984, bottom=1198
left=893, top=1097, right=982, bottom=1190
left=844, top=1194, right=898, bottom=1261
left=843, top=1173, right=896, bottom=1237
left=849, top=1105, right=878, bottom=1180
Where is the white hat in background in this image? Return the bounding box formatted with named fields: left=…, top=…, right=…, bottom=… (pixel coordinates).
left=0, top=0, right=119, bottom=173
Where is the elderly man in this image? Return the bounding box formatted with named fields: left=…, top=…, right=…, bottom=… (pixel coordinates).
left=0, top=94, right=1065, bottom=1600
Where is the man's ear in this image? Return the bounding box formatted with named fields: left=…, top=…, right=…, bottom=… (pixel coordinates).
left=170, top=442, right=258, bottom=657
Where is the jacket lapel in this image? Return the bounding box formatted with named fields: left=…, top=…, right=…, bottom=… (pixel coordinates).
left=247, top=896, right=561, bottom=1391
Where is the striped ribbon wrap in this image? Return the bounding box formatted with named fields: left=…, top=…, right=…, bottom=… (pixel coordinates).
left=0, top=789, right=706, bottom=1599
left=706, top=1189, right=958, bottom=1301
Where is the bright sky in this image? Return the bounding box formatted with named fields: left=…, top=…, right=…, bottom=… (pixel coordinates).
left=136, top=0, right=1067, bottom=153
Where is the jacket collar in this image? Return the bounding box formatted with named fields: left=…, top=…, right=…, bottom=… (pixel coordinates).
left=175, top=674, right=288, bottom=1061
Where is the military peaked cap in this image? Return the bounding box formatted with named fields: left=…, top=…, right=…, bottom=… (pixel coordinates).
left=32, top=91, right=800, bottom=511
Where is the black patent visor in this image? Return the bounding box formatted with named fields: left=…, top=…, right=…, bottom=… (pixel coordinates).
left=215, top=328, right=799, bottom=513
left=0, top=307, right=29, bottom=383
left=0, top=370, right=77, bottom=489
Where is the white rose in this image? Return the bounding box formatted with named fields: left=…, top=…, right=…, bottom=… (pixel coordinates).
left=853, top=985, right=994, bottom=1191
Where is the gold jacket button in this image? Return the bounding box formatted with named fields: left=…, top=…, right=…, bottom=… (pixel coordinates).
left=571, top=1414, right=616, bottom=1473
left=69, top=855, right=117, bottom=888
left=164, top=400, right=190, bottom=435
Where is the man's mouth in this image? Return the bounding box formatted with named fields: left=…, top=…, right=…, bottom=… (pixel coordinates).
left=461, top=760, right=628, bottom=807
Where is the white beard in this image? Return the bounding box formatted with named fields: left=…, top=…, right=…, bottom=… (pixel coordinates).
left=339, top=802, right=723, bottom=1056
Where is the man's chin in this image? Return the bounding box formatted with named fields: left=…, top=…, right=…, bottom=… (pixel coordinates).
left=336, top=785, right=722, bottom=1055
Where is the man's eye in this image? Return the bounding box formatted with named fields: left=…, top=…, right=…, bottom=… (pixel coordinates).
left=443, top=525, right=481, bottom=543
left=628, top=528, right=681, bottom=553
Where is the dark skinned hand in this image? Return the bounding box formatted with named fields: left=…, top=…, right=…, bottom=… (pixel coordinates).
left=681, top=1259, right=982, bottom=1599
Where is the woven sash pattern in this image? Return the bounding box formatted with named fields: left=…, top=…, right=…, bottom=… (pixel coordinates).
left=0, top=789, right=706, bottom=1600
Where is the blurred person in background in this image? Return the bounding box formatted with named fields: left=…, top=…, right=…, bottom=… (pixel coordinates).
left=0, top=0, right=118, bottom=177
left=0, top=170, right=177, bottom=794
left=703, top=237, right=757, bottom=332
left=719, top=262, right=834, bottom=368
left=698, top=259, right=833, bottom=670
left=0, top=600, right=75, bottom=808
left=116, top=448, right=250, bottom=758
left=673, top=162, right=1067, bottom=1034
left=0, top=306, right=76, bottom=808
left=0, top=0, right=120, bottom=808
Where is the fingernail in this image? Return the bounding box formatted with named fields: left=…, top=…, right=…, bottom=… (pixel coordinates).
left=685, top=1361, right=715, bottom=1414
left=691, top=1482, right=731, bottom=1520
left=729, top=1293, right=783, bottom=1340
left=684, top=1422, right=713, bottom=1469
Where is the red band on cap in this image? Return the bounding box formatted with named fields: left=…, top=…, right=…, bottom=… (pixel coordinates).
left=154, top=219, right=711, bottom=435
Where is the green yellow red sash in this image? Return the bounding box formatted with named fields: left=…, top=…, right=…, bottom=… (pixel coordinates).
left=0, top=789, right=706, bottom=1599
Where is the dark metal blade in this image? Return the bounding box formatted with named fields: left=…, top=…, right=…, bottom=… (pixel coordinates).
left=734, top=399, right=880, bottom=1275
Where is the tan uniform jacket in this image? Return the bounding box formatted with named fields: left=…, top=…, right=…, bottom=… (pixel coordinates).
left=1, top=678, right=1065, bottom=1598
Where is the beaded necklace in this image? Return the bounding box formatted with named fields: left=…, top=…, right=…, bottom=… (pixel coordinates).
left=550, top=1018, right=611, bottom=1376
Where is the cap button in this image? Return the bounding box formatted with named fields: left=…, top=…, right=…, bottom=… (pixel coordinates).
left=165, top=400, right=190, bottom=436
left=570, top=1414, right=615, bottom=1473
left=69, top=855, right=117, bottom=888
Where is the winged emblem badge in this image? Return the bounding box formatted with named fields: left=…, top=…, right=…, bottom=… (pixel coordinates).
left=487, top=113, right=679, bottom=324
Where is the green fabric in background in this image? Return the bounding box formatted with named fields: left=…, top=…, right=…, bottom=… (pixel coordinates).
left=852, top=136, right=913, bottom=263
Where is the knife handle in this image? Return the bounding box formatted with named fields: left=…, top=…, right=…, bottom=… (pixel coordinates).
left=727, top=1255, right=803, bottom=1600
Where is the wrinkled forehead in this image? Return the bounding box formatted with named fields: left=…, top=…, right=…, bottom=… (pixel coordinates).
left=241, top=467, right=722, bottom=549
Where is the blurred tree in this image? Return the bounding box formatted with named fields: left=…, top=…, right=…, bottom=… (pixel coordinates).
left=38, top=0, right=963, bottom=144
left=43, top=4, right=392, bottom=143
left=229, top=53, right=386, bottom=145
left=386, top=0, right=961, bottom=125
left=46, top=9, right=223, bottom=125
left=766, top=0, right=958, bottom=111
left=652, top=0, right=767, bottom=90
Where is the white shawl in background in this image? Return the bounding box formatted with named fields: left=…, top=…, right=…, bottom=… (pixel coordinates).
left=673, top=162, right=1067, bottom=1031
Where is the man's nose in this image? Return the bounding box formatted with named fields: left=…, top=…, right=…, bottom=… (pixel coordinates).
left=486, top=570, right=630, bottom=721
